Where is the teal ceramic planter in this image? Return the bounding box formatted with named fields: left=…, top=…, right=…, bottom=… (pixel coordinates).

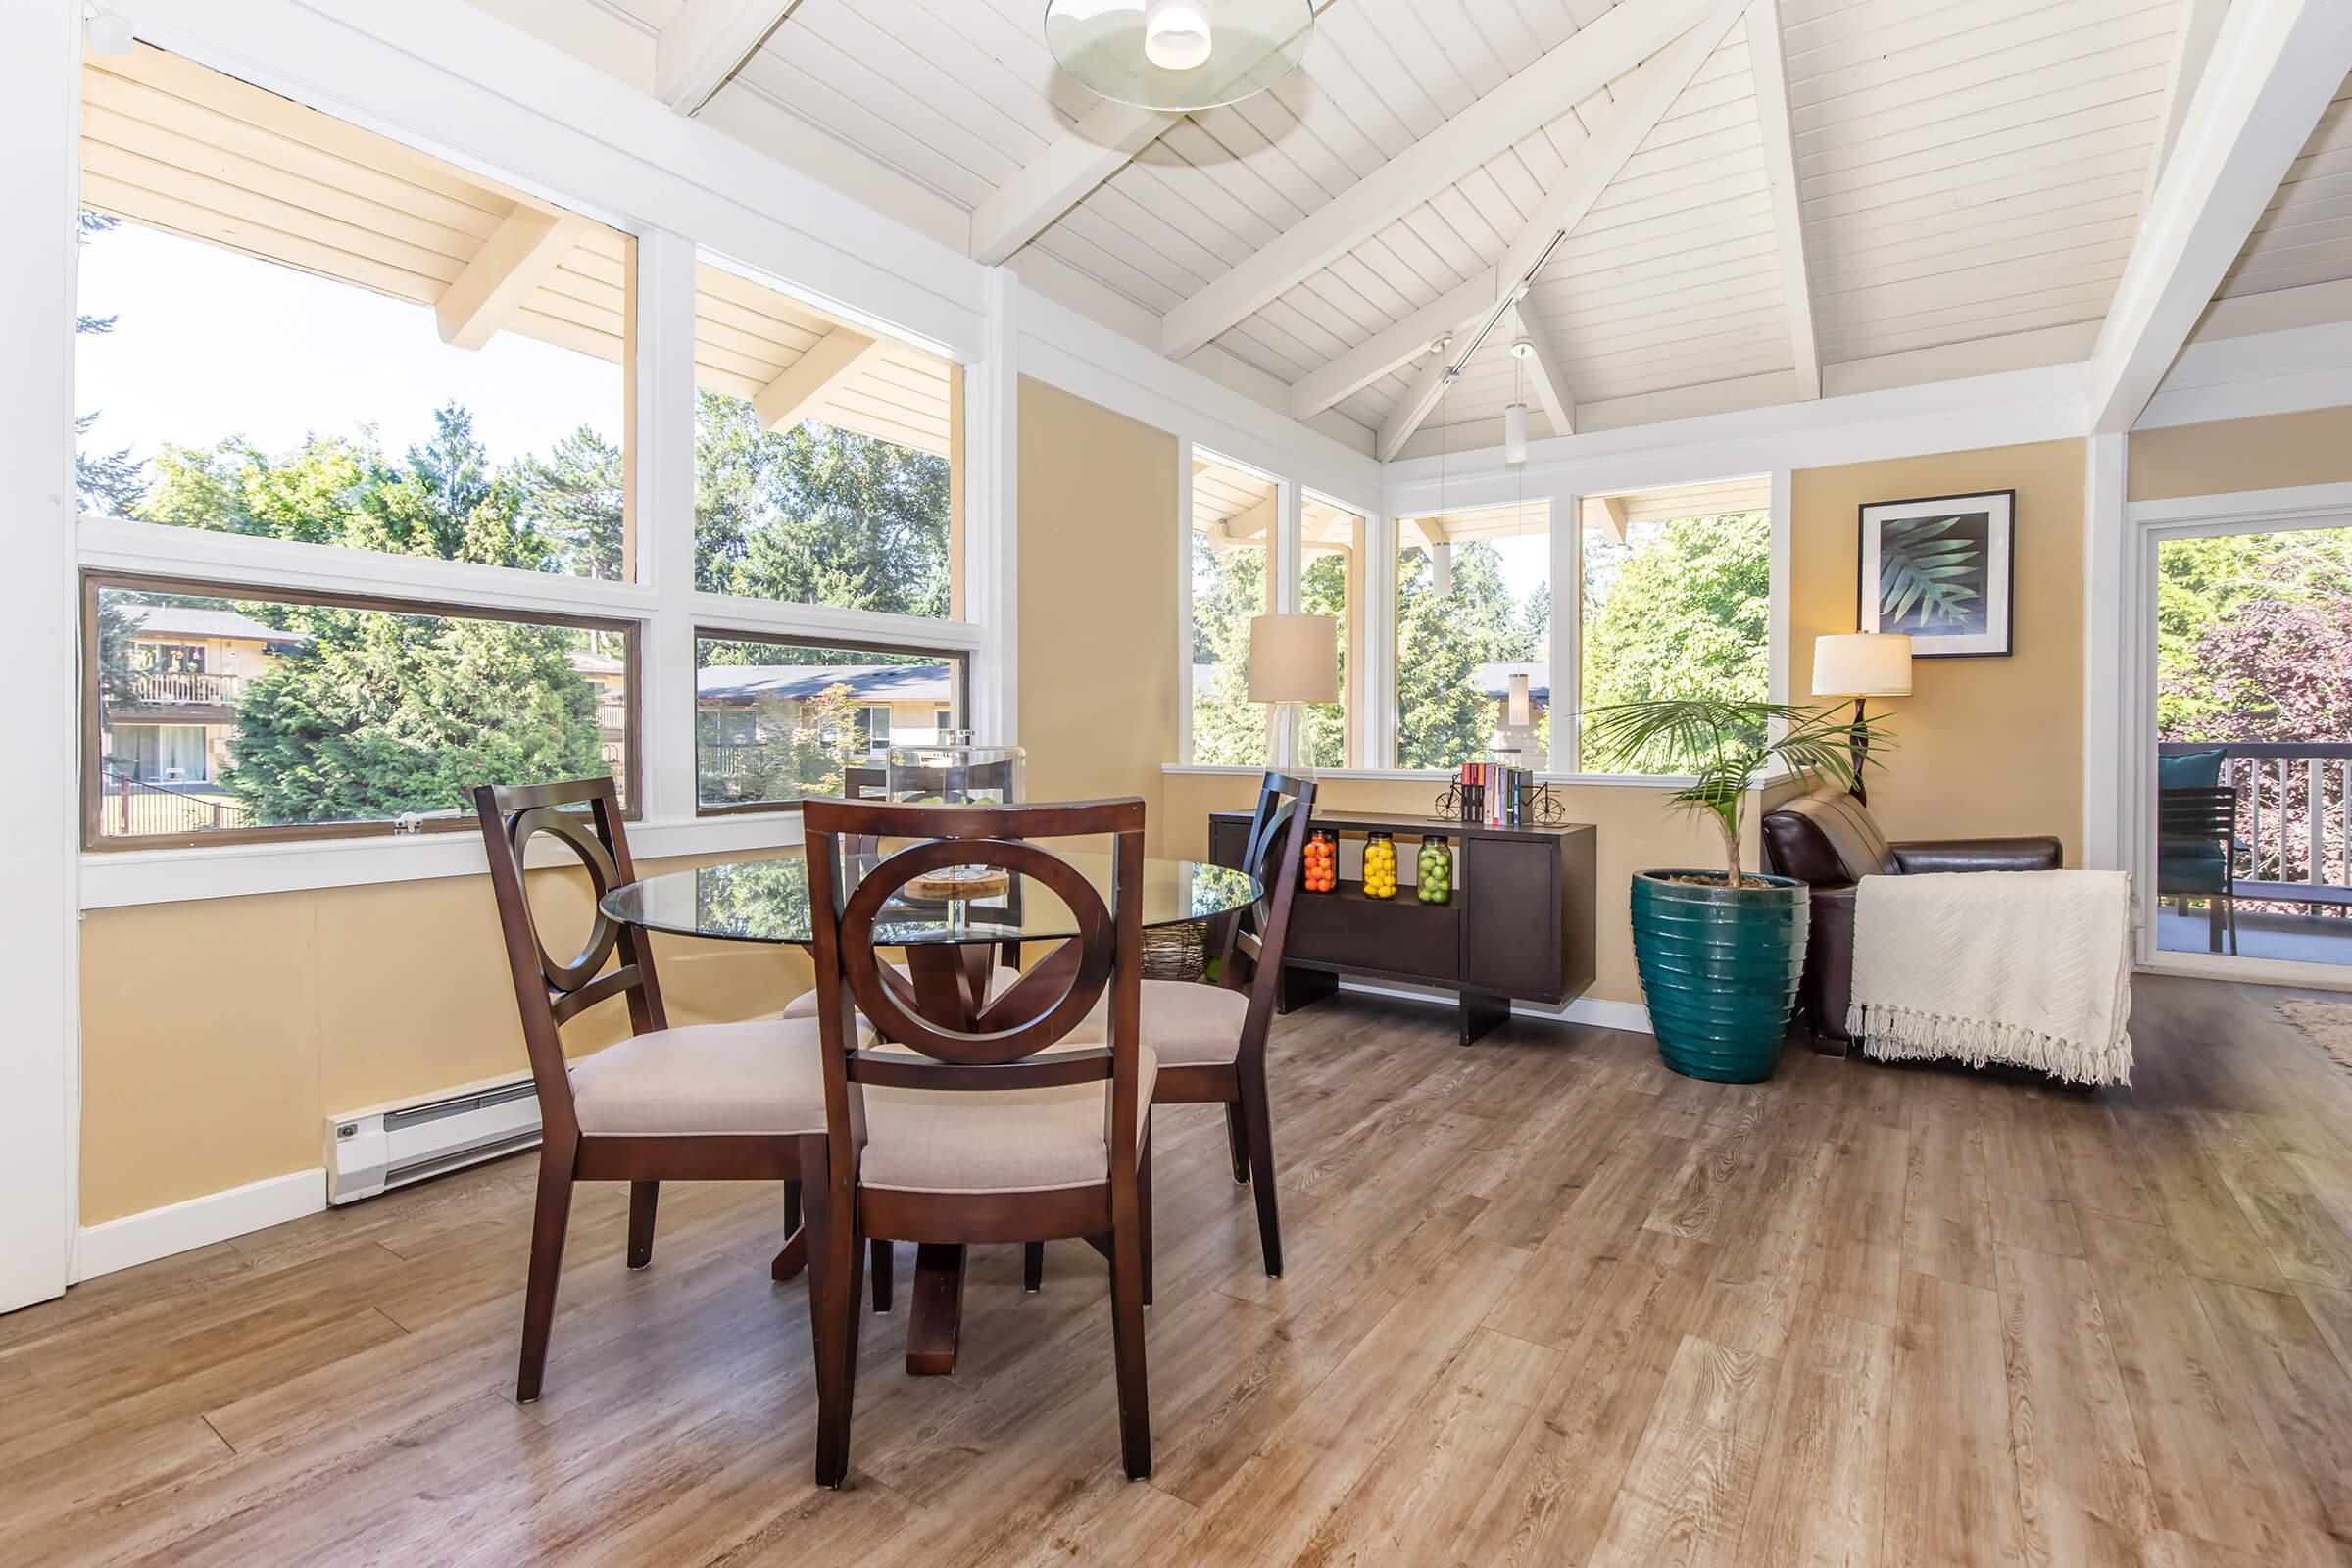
left=1629, top=870, right=1809, bottom=1083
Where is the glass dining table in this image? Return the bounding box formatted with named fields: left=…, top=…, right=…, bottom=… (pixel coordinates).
left=600, top=850, right=1260, bottom=1376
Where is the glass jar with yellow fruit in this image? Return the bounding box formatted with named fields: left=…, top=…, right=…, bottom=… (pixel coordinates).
left=1362, top=831, right=1398, bottom=899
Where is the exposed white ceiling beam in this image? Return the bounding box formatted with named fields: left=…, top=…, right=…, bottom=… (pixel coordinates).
left=2087, top=0, right=2352, bottom=434
left=1371, top=4, right=1743, bottom=461
left=1293, top=1, right=1739, bottom=424
left=752, top=325, right=886, bottom=431
left=1160, top=0, right=1724, bottom=361
left=2144, top=0, right=2237, bottom=211
left=657, top=0, right=803, bottom=116
left=1505, top=305, right=1575, bottom=438
left=1745, top=0, right=1819, bottom=400
left=969, top=101, right=1174, bottom=265
left=435, top=207, right=583, bottom=351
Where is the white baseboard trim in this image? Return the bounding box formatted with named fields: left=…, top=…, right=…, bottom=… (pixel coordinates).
left=74, top=1167, right=326, bottom=1282
left=1330, top=977, right=1653, bottom=1038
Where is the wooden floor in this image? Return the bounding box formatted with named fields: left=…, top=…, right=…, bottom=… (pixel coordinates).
left=9, top=975, right=2352, bottom=1566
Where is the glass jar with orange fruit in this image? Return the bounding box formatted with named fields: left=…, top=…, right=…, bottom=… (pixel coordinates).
left=1300, top=828, right=1338, bottom=894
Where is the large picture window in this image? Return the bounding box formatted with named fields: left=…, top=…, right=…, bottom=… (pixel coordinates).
left=1300, top=495, right=1363, bottom=769
left=1395, top=502, right=1552, bottom=771
left=1578, top=480, right=1771, bottom=773
left=85, top=576, right=633, bottom=848
left=692, top=258, right=960, bottom=617
left=695, top=634, right=968, bottom=812
left=76, top=44, right=635, bottom=580
left=1187, top=452, right=1276, bottom=765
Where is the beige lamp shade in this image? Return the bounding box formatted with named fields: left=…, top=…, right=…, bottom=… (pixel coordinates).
left=1813, top=632, right=1914, bottom=698
left=1248, top=613, right=1340, bottom=704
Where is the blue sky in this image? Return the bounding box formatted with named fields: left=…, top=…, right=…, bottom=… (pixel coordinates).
left=75, top=220, right=622, bottom=471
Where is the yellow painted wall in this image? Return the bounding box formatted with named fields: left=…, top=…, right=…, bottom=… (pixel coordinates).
left=78, top=847, right=809, bottom=1226
left=2127, top=404, right=2352, bottom=500
left=1788, top=439, right=2087, bottom=857
left=1014, top=376, right=1181, bottom=853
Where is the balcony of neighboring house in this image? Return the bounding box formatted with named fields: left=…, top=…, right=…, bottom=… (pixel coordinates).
left=2156, top=740, right=2352, bottom=967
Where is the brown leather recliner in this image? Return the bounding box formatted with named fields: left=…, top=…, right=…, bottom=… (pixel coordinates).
left=1758, top=792, right=2064, bottom=1050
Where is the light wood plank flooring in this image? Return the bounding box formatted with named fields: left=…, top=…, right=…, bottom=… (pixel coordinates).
left=8, top=974, right=2352, bottom=1565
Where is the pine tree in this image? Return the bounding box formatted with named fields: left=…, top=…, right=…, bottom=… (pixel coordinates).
left=518, top=426, right=627, bottom=580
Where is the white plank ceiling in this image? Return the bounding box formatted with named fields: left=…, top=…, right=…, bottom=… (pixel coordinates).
left=480, top=0, right=2352, bottom=454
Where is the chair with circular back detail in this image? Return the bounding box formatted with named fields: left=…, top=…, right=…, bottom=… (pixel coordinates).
left=473, top=776, right=826, bottom=1403
left=798, top=796, right=1154, bottom=1486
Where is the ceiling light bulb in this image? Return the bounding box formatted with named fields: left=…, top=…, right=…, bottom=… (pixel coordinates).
left=1503, top=402, right=1528, bottom=466
left=83, top=5, right=134, bottom=56
left=1144, top=0, right=1212, bottom=70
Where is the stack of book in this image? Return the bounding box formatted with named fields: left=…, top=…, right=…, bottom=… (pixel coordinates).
left=1455, top=761, right=1533, bottom=827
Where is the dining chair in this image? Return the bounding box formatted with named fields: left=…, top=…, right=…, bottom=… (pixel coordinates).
left=473, top=776, right=826, bottom=1403
left=799, top=796, right=1154, bottom=1486
left=1034, top=770, right=1313, bottom=1285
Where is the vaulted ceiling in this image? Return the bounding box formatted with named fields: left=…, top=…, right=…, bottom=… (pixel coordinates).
left=501, top=0, right=2352, bottom=457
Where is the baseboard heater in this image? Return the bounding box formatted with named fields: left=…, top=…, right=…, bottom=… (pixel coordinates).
left=325, top=1074, right=542, bottom=1205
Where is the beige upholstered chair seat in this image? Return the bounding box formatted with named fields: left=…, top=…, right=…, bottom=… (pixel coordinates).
left=1069, top=979, right=1250, bottom=1069
left=568, top=1018, right=828, bottom=1138
left=780, top=961, right=1021, bottom=1021
left=858, top=1043, right=1158, bottom=1195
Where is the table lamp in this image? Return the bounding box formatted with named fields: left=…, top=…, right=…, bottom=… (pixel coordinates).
left=1249, top=612, right=1339, bottom=771
left=1812, top=632, right=1911, bottom=804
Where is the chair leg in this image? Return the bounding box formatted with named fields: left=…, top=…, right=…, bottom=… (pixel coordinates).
left=516, top=1145, right=576, bottom=1404
left=626, top=1180, right=659, bottom=1269
left=806, top=1153, right=863, bottom=1490
left=1023, top=1241, right=1045, bottom=1293
left=774, top=1179, right=807, bottom=1282
left=1107, top=1194, right=1152, bottom=1480
left=1239, top=1069, right=1283, bottom=1279
left=1139, top=1130, right=1154, bottom=1309
left=870, top=1237, right=895, bottom=1314
left=1223, top=1102, right=1250, bottom=1184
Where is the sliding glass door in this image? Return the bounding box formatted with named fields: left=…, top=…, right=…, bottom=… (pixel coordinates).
left=2148, top=520, right=2352, bottom=970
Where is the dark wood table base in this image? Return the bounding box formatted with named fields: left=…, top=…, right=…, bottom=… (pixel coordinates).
left=903, top=1243, right=966, bottom=1375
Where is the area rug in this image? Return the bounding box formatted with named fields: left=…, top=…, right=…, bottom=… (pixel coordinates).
left=2278, top=999, right=2352, bottom=1073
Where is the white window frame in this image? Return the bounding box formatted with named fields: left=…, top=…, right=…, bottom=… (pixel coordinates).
left=60, top=43, right=998, bottom=911
left=1179, top=444, right=1285, bottom=767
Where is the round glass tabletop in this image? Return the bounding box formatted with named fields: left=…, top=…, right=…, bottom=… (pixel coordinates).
left=601, top=853, right=1260, bottom=947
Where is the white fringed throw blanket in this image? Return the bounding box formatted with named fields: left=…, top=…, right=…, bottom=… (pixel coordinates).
left=1847, top=869, right=2133, bottom=1086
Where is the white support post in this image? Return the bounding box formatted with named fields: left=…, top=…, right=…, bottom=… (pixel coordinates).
left=967, top=266, right=1018, bottom=744
left=1, top=0, right=80, bottom=1308
left=1365, top=509, right=1399, bottom=769
left=1769, top=467, right=1793, bottom=710
left=1551, top=490, right=1582, bottom=774
left=635, top=228, right=701, bottom=825
left=2082, top=431, right=2128, bottom=872
left=1174, top=437, right=1195, bottom=766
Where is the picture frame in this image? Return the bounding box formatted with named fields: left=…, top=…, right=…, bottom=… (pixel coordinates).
left=1858, top=489, right=2014, bottom=658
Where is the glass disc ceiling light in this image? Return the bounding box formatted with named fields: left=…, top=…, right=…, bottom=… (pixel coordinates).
left=1045, top=0, right=1316, bottom=112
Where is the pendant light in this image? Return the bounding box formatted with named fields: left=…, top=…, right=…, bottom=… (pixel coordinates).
left=1045, top=0, right=1316, bottom=112
left=1503, top=338, right=1533, bottom=466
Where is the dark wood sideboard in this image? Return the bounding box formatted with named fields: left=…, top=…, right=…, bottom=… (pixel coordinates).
left=1208, top=809, right=1596, bottom=1046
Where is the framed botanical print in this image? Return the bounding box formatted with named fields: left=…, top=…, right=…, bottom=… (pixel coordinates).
left=1858, top=489, right=2014, bottom=657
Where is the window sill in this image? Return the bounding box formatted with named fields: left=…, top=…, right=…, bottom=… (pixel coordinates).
left=1160, top=763, right=1743, bottom=791
left=79, top=811, right=806, bottom=910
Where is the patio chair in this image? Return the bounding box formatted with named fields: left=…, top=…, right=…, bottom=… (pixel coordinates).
left=2157, top=784, right=2240, bottom=956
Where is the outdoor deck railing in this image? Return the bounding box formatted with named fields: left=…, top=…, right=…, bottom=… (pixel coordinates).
left=129, top=669, right=241, bottom=705
left=106, top=776, right=252, bottom=837
left=2161, top=740, right=2352, bottom=906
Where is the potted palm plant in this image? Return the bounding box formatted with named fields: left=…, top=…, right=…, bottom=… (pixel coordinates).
left=1585, top=699, right=1885, bottom=1083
